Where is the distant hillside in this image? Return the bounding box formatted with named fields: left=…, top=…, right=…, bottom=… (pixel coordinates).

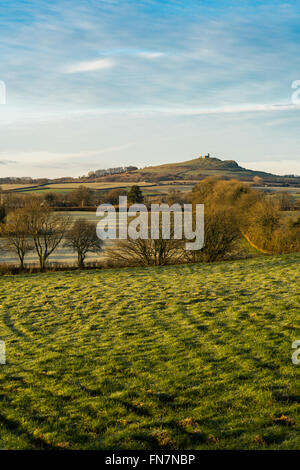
left=135, top=155, right=299, bottom=184
left=3, top=155, right=298, bottom=187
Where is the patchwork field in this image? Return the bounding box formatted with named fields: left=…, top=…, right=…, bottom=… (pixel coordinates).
left=0, top=184, right=39, bottom=191
left=1, top=180, right=195, bottom=198
left=0, top=255, right=299, bottom=450
left=2, top=181, right=156, bottom=195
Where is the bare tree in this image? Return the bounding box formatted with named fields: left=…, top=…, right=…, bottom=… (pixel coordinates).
left=166, top=188, right=184, bottom=205
left=104, top=188, right=127, bottom=205
left=64, top=219, right=103, bottom=268
left=107, top=237, right=183, bottom=266
left=273, top=191, right=294, bottom=211
left=1, top=208, right=34, bottom=269
left=25, top=198, right=70, bottom=270
left=67, top=186, right=94, bottom=207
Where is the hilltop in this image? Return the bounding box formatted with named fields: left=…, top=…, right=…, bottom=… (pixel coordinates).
left=1, top=155, right=299, bottom=190
left=135, top=154, right=298, bottom=184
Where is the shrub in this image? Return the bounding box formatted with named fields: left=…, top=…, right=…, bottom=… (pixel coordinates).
left=185, top=209, right=239, bottom=263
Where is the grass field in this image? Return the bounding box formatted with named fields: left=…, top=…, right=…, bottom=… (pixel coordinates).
left=0, top=255, right=299, bottom=450
left=3, top=181, right=299, bottom=202
left=0, top=184, right=38, bottom=191
left=3, top=181, right=156, bottom=195
left=3, top=181, right=195, bottom=198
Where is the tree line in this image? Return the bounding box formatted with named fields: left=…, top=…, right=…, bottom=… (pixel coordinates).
left=0, top=179, right=299, bottom=272
left=0, top=199, right=102, bottom=270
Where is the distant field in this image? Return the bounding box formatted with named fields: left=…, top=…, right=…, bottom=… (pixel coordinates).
left=3, top=181, right=156, bottom=194
left=147, top=184, right=195, bottom=193
left=19, top=188, right=73, bottom=195
left=0, top=184, right=38, bottom=191
left=0, top=254, right=299, bottom=449
left=2, top=181, right=196, bottom=198
left=3, top=181, right=299, bottom=198
left=47, top=182, right=155, bottom=189
left=259, top=186, right=300, bottom=193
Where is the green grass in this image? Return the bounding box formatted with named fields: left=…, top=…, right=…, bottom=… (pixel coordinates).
left=0, top=255, right=299, bottom=450
left=8, top=181, right=156, bottom=195
left=19, top=188, right=74, bottom=194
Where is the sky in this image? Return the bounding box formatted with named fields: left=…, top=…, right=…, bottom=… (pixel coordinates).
left=0, top=0, right=300, bottom=178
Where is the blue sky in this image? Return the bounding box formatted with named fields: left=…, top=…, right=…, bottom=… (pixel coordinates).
left=0, top=0, right=300, bottom=177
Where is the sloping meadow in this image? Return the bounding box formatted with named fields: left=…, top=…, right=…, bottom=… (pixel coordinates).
left=0, top=254, right=299, bottom=449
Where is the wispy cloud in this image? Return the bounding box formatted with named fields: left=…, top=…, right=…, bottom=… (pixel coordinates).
left=98, top=48, right=164, bottom=59
left=63, top=58, right=115, bottom=74
left=0, top=0, right=300, bottom=177
left=157, top=102, right=300, bottom=116
left=0, top=159, right=18, bottom=165
left=63, top=49, right=164, bottom=74
left=0, top=144, right=136, bottom=170
left=137, top=51, right=164, bottom=59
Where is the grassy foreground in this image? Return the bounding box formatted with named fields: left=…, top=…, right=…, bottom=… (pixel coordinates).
left=0, top=255, right=299, bottom=450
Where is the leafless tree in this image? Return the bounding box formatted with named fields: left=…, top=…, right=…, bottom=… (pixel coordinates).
left=24, top=198, right=70, bottom=270
left=67, top=186, right=94, bottom=207
left=106, top=237, right=183, bottom=267
left=1, top=208, right=34, bottom=269
left=64, top=219, right=103, bottom=268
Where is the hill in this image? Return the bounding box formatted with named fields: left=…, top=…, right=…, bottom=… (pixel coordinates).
left=0, top=254, right=299, bottom=449
left=2, top=156, right=299, bottom=188
left=136, top=155, right=299, bottom=184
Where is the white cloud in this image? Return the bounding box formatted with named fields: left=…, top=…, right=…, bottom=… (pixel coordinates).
left=0, top=159, right=18, bottom=165
left=0, top=145, right=135, bottom=164
left=2, top=101, right=300, bottom=129
left=63, top=58, right=115, bottom=74
left=138, top=52, right=164, bottom=59
left=157, top=103, right=300, bottom=116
